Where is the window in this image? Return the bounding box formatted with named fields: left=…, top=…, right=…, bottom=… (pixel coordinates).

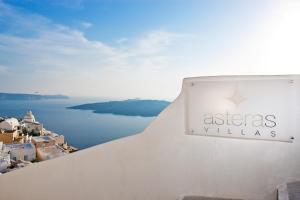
left=24, top=155, right=28, bottom=161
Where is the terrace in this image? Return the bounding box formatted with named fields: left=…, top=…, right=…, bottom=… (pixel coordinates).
left=0, top=75, right=299, bottom=200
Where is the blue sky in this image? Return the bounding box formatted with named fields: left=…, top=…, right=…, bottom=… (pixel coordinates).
left=0, top=0, right=299, bottom=99
left=0, top=1, right=255, bottom=42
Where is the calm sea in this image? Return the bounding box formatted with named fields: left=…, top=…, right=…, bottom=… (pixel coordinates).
left=0, top=98, right=154, bottom=149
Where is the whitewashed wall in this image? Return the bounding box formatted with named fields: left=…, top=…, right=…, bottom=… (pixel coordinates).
left=0, top=75, right=299, bottom=200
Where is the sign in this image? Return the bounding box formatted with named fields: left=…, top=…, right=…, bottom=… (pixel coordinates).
left=184, top=75, right=300, bottom=142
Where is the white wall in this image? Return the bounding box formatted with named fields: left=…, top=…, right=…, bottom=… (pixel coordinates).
left=0, top=76, right=299, bottom=200
left=0, top=142, right=10, bottom=173
left=7, top=143, right=36, bottom=161
left=0, top=154, right=10, bottom=173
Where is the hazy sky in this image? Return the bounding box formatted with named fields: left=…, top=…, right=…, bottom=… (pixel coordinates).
left=0, top=0, right=299, bottom=100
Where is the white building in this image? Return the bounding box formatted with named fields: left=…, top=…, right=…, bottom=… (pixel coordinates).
left=5, top=143, right=36, bottom=162
left=0, top=118, right=19, bottom=131
left=23, top=111, right=36, bottom=123
left=0, top=142, right=10, bottom=173
left=22, top=111, right=43, bottom=134
left=23, top=121, right=43, bottom=134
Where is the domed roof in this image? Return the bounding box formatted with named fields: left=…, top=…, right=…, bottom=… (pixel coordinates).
left=24, top=111, right=36, bottom=123
left=0, top=118, right=19, bottom=131
left=4, top=118, right=19, bottom=126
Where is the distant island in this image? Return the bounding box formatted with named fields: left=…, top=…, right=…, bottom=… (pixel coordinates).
left=0, top=92, right=68, bottom=100
left=68, top=99, right=170, bottom=117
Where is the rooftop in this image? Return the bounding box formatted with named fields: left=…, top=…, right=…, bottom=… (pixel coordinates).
left=31, top=136, right=53, bottom=143
left=5, top=143, right=35, bottom=150
left=37, top=145, right=67, bottom=160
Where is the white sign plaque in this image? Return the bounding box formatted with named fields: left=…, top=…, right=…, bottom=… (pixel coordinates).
left=184, top=75, right=300, bottom=142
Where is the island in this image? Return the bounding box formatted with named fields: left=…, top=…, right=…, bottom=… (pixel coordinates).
left=0, top=93, right=68, bottom=100
left=68, top=99, right=170, bottom=117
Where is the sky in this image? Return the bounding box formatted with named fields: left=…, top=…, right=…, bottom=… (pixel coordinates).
left=0, top=0, right=299, bottom=100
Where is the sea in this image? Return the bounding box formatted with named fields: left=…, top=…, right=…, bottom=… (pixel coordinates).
left=0, top=98, right=155, bottom=149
